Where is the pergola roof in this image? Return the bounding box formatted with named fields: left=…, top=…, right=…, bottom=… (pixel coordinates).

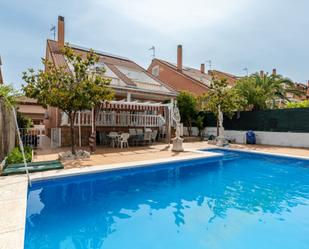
left=100, top=100, right=171, bottom=111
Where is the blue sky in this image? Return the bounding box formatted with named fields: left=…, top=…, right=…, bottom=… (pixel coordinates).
left=1, top=0, right=308, bottom=88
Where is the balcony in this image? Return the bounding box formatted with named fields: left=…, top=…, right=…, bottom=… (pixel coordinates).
left=61, top=111, right=166, bottom=127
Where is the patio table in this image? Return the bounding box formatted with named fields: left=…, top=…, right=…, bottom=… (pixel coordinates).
left=108, top=133, right=120, bottom=148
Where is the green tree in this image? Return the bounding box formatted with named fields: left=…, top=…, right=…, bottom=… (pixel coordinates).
left=286, top=100, right=309, bottom=108
left=176, top=91, right=197, bottom=136
left=0, top=84, right=19, bottom=107
left=17, top=112, right=33, bottom=128
left=22, top=46, right=114, bottom=154
left=195, top=113, right=206, bottom=139
left=235, top=72, right=302, bottom=110
left=199, top=78, right=244, bottom=135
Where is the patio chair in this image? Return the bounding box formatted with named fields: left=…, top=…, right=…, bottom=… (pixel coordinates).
left=99, top=132, right=110, bottom=146
left=129, top=129, right=136, bottom=136
left=118, top=133, right=130, bottom=148
left=145, top=128, right=152, bottom=133
left=136, top=129, right=143, bottom=135
left=143, top=131, right=152, bottom=145
left=128, top=129, right=137, bottom=146
left=151, top=130, right=158, bottom=142
left=109, top=132, right=119, bottom=148
left=158, top=126, right=166, bottom=140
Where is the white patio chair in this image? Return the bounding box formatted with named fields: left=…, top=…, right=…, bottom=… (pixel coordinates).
left=118, top=133, right=130, bottom=148
left=109, top=132, right=119, bottom=148
left=136, top=129, right=143, bottom=135
left=129, top=129, right=136, bottom=136
left=143, top=131, right=152, bottom=144
left=159, top=126, right=166, bottom=139
left=145, top=128, right=152, bottom=133
left=151, top=130, right=158, bottom=142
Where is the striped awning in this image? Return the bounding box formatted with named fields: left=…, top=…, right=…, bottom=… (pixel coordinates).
left=100, top=100, right=168, bottom=112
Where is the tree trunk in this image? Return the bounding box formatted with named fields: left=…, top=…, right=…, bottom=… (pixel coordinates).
left=69, top=112, right=76, bottom=155
left=188, top=120, right=192, bottom=136
left=216, top=118, right=219, bottom=136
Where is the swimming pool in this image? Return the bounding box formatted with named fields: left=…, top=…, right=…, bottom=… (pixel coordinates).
left=24, top=149, right=309, bottom=249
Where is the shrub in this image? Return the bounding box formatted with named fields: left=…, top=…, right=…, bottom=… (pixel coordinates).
left=286, top=100, right=309, bottom=108
left=5, top=146, right=32, bottom=165
left=17, top=112, right=34, bottom=128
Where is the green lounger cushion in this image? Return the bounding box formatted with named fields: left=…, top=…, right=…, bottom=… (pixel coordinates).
left=1, top=160, right=64, bottom=176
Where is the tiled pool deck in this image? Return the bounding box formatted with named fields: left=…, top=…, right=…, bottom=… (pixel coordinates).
left=1, top=142, right=309, bottom=249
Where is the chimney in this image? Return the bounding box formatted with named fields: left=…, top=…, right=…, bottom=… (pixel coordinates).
left=58, top=16, right=65, bottom=49
left=200, top=63, right=205, bottom=74
left=272, top=68, right=277, bottom=76
left=177, top=45, right=182, bottom=71
left=260, top=70, right=264, bottom=77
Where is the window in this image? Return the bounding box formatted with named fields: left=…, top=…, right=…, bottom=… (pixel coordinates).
left=152, top=65, right=159, bottom=77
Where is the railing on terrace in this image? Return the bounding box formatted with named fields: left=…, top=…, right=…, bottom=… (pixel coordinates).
left=61, top=111, right=166, bottom=127
left=19, top=128, right=45, bottom=149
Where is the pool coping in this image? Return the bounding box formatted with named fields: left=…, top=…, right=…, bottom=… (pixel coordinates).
left=193, top=146, right=309, bottom=160
left=2, top=146, right=309, bottom=249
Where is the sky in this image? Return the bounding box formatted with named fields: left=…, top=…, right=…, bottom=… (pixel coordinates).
left=0, top=0, right=309, bottom=88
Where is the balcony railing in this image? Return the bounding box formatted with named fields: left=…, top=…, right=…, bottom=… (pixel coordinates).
left=61, top=111, right=166, bottom=127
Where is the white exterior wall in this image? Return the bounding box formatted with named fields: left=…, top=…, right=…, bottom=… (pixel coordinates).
left=204, top=127, right=309, bottom=148
left=183, top=127, right=199, bottom=137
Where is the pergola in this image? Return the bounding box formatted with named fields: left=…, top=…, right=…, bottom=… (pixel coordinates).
left=77, top=100, right=174, bottom=147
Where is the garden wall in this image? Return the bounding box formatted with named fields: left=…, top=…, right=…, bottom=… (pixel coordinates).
left=204, top=127, right=309, bottom=148
left=0, top=98, right=15, bottom=160
left=204, top=108, right=309, bottom=132
left=184, top=108, right=309, bottom=148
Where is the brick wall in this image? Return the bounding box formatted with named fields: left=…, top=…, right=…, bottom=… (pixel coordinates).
left=148, top=60, right=208, bottom=96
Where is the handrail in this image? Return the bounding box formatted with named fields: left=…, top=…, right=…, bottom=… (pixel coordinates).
left=61, top=111, right=166, bottom=127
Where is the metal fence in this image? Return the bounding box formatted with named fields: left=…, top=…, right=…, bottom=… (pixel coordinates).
left=204, top=108, right=309, bottom=132
left=19, top=128, right=45, bottom=149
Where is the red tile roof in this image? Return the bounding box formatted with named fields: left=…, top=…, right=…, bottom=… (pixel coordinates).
left=155, top=59, right=212, bottom=88
left=154, top=58, right=239, bottom=88
left=46, top=40, right=177, bottom=97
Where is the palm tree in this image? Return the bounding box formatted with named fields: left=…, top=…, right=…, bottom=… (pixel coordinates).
left=235, top=72, right=303, bottom=110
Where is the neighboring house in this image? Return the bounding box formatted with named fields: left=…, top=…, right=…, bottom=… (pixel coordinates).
left=267, top=69, right=309, bottom=106
left=16, top=96, right=47, bottom=125
left=147, top=45, right=239, bottom=95
left=288, top=81, right=309, bottom=102
left=44, top=16, right=177, bottom=147
left=207, top=69, right=239, bottom=87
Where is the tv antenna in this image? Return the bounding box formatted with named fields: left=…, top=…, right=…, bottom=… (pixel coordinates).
left=206, top=60, right=212, bottom=71
left=50, top=25, right=56, bottom=40
left=243, top=67, right=248, bottom=76
left=148, top=46, right=155, bottom=58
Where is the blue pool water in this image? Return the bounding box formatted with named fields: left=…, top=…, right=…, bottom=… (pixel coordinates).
left=25, top=150, right=309, bottom=249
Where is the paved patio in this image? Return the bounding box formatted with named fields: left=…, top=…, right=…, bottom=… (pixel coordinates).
left=34, top=141, right=309, bottom=168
